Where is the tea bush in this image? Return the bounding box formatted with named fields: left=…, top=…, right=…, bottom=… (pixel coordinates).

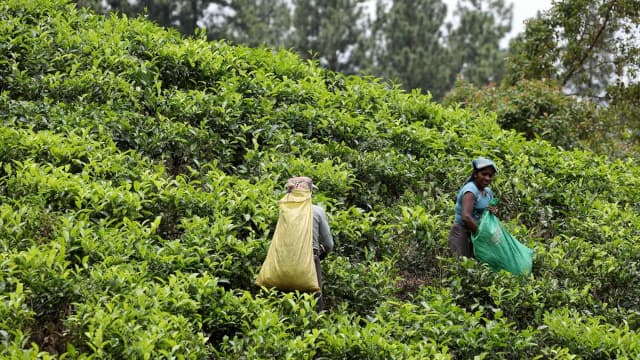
left=543, top=308, right=640, bottom=359
left=2, top=0, right=640, bottom=358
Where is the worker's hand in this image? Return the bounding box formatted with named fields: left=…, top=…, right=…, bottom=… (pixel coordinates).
left=471, top=222, right=479, bottom=235
left=487, top=205, right=498, bottom=215
left=319, top=245, right=327, bottom=260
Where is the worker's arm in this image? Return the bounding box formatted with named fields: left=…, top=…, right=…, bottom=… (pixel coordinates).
left=460, top=192, right=478, bottom=233
left=316, top=207, right=334, bottom=255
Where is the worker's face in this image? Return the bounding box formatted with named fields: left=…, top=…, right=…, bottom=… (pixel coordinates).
left=474, top=168, right=495, bottom=189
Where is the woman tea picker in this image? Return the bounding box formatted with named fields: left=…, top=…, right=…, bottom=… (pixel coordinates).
left=448, top=158, right=498, bottom=258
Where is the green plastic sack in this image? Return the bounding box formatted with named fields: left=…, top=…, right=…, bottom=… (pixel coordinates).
left=471, top=210, right=535, bottom=276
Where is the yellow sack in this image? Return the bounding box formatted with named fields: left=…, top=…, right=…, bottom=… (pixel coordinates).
left=255, top=189, right=319, bottom=292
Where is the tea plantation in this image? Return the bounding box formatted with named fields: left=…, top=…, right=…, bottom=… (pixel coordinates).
left=1, top=0, right=639, bottom=358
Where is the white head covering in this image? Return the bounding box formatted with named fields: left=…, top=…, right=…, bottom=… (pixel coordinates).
left=286, top=176, right=318, bottom=192
left=472, top=158, right=498, bottom=172
left=466, top=158, right=498, bottom=183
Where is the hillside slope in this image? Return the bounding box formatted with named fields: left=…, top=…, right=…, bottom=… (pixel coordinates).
left=1, top=0, right=639, bottom=358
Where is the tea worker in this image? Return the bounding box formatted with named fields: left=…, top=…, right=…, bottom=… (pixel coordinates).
left=285, top=177, right=334, bottom=310
left=447, top=158, right=498, bottom=257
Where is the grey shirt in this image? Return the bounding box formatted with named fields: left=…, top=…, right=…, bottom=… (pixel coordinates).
left=312, top=204, right=334, bottom=253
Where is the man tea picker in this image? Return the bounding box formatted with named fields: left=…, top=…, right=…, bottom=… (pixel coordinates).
left=256, top=176, right=334, bottom=310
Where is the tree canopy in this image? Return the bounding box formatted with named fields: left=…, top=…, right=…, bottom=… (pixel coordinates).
left=448, top=0, right=513, bottom=86
left=369, top=0, right=453, bottom=99
left=507, top=0, right=639, bottom=95
left=203, top=0, right=292, bottom=48
left=497, top=0, right=640, bottom=157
